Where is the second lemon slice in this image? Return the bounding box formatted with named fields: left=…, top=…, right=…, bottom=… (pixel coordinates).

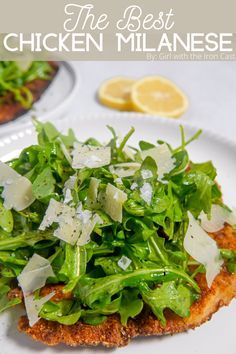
left=131, top=76, right=188, bottom=118
left=98, top=77, right=135, bottom=111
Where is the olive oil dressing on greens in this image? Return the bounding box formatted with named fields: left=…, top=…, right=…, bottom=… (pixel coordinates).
left=0, top=120, right=235, bottom=327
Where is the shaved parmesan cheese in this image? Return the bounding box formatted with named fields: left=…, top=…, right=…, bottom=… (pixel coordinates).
left=109, top=162, right=141, bottom=178
left=77, top=213, right=102, bottom=246
left=63, top=189, right=73, bottom=204
left=114, top=178, right=123, bottom=184
left=72, top=143, right=111, bottom=169
left=39, top=199, right=81, bottom=245
left=76, top=203, right=102, bottom=245
left=17, top=254, right=55, bottom=327
left=199, top=205, right=229, bottom=232
left=54, top=215, right=81, bottom=245
left=40, top=198, right=100, bottom=246
left=140, top=143, right=175, bottom=180
left=76, top=203, right=102, bottom=244
left=0, top=161, right=35, bottom=211
left=63, top=175, right=77, bottom=191
left=0, top=161, right=19, bottom=180
left=103, top=183, right=127, bottom=222
left=118, top=255, right=132, bottom=270
left=39, top=198, right=62, bottom=231
left=63, top=175, right=77, bottom=204
left=141, top=169, right=153, bottom=179
left=199, top=204, right=236, bottom=232
left=76, top=203, right=92, bottom=224
left=17, top=254, right=54, bottom=295
left=227, top=208, right=236, bottom=226
left=131, top=182, right=138, bottom=190
left=87, top=177, right=100, bottom=208
left=184, top=212, right=223, bottom=287
left=24, top=292, right=55, bottom=327
left=140, top=182, right=153, bottom=205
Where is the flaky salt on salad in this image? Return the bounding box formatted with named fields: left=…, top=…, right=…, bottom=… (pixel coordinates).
left=0, top=120, right=235, bottom=347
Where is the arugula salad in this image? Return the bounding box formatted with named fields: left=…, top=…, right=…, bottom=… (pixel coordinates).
left=0, top=61, right=53, bottom=109
left=0, top=120, right=235, bottom=328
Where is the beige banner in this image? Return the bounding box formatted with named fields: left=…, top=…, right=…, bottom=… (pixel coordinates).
left=0, top=0, right=236, bottom=60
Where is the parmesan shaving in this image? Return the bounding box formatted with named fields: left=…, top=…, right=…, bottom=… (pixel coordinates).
left=0, top=161, right=35, bottom=211
left=103, top=183, right=127, bottom=222
left=39, top=199, right=81, bottom=245
left=199, top=205, right=229, bottom=232
left=76, top=203, right=92, bottom=224
left=54, top=215, right=81, bottom=245
left=87, top=177, right=100, bottom=208
left=77, top=213, right=102, bottom=246
left=141, top=169, right=153, bottom=179
left=72, top=143, right=111, bottom=169
left=63, top=175, right=77, bottom=204
left=184, top=212, right=223, bottom=287
left=118, top=255, right=132, bottom=270
left=63, top=175, right=77, bottom=191
left=39, top=198, right=62, bottom=230
left=24, top=292, right=55, bottom=327
left=199, top=204, right=236, bottom=232
left=109, top=162, right=141, bottom=178
left=130, top=182, right=138, bottom=190
left=17, top=254, right=54, bottom=295
left=63, top=189, right=73, bottom=204
left=40, top=198, right=101, bottom=246
left=140, top=182, right=153, bottom=205
left=76, top=203, right=102, bottom=245
left=17, top=254, right=55, bottom=327
left=114, top=178, right=123, bottom=184
left=140, top=143, right=175, bottom=180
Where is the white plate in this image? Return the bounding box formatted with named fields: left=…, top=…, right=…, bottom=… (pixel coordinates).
left=0, top=114, right=235, bottom=354
left=0, top=62, right=79, bottom=137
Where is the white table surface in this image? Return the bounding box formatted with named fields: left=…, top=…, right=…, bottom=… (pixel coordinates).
left=66, top=61, right=236, bottom=143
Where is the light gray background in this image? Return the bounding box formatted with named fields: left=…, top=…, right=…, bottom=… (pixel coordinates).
left=68, top=61, right=236, bottom=142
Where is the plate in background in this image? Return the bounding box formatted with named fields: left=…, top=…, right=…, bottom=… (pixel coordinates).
left=0, top=113, right=235, bottom=354
left=0, top=62, right=79, bottom=137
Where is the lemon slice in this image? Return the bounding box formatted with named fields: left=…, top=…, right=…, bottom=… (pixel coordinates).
left=98, top=77, right=135, bottom=111
left=131, top=76, right=188, bottom=118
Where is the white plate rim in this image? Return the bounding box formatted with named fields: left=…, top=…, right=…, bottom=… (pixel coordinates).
left=0, top=112, right=235, bottom=152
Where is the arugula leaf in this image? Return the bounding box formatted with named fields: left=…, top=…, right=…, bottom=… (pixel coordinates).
left=184, top=171, right=214, bottom=216
left=58, top=244, right=87, bottom=292
left=0, top=296, right=21, bottom=314
left=0, top=202, right=13, bottom=233
left=119, top=289, right=143, bottom=325
left=32, top=167, right=56, bottom=200
left=76, top=267, right=199, bottom=308
left=221, top=249, right=236, bottom=273
left=81, top=297, right=121, bottom=325
left=140, top=281, right=195, bottom=326
left=40, top=300, right=81, bottom=325
left=0, top=230, right=56, bottom=251
left=0, top=279, right=22, bottom=313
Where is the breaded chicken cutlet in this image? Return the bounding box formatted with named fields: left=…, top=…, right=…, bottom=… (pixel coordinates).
left=8, top=225, right=236, bottom=348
